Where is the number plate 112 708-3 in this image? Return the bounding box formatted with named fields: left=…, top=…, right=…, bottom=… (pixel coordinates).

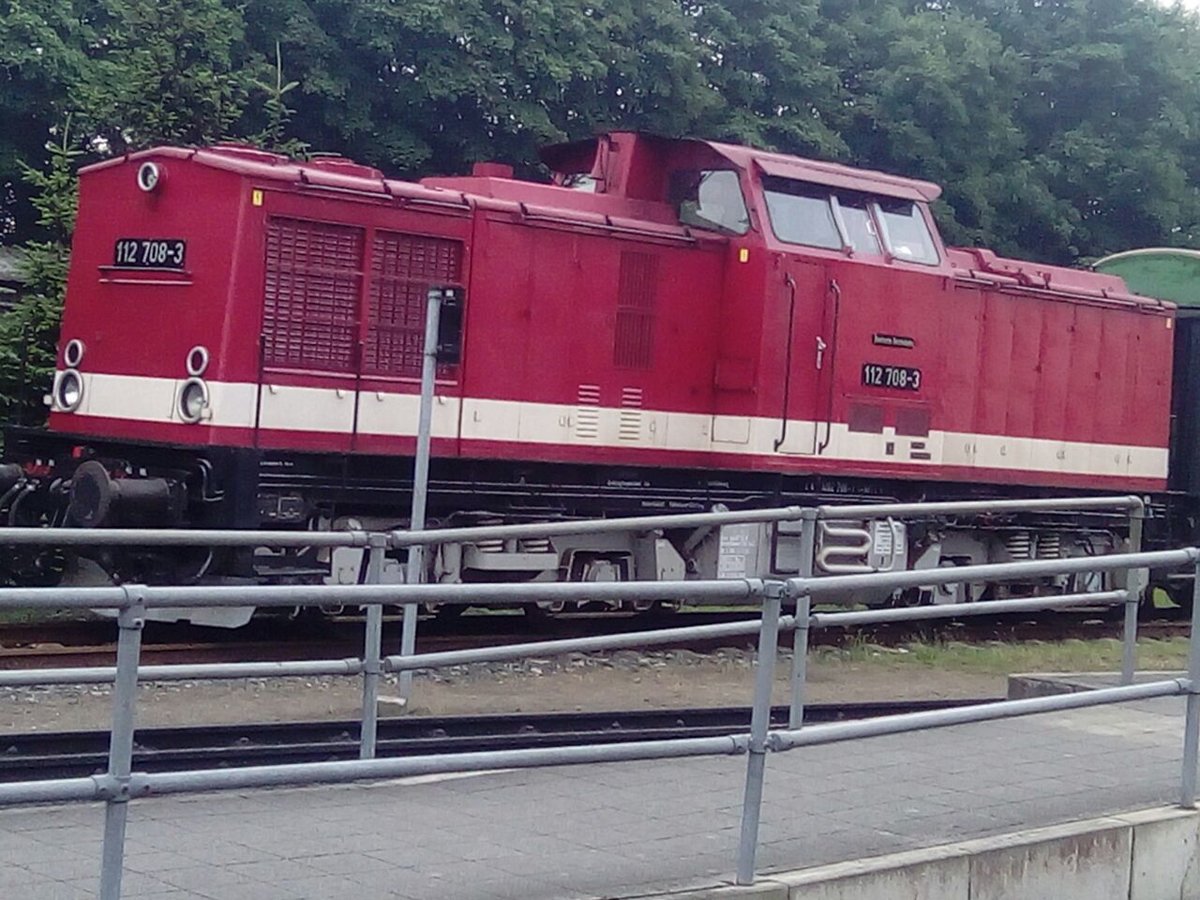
left=113, top=238, right=186, bottom=270
left=862, top=363, right=922, bottom=391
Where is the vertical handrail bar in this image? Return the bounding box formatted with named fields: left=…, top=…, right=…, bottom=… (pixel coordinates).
left=1122, top=501, right=1145, bottom=685
left=398, top=287, right=443, bottom=703
left=359, top=536, right=387, bottom=759
left=1181, top=556, right=1200, bottom=807
left=789, top=588, right=812, bottom=731
left=735, top=580, right=781, bottom=885
left=789, top=510, right=817, bottom=729
left=99, top=588, right=146, bottom=900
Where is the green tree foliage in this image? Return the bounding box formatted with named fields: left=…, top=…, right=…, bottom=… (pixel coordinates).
left=73, top=0, right=255, bottom=153
left=0, top=125, right=79, bottom=425
left=685, top=0, right=847, bottom=159
left=241, top=0, right=716, bottom=175
left=953, top=0, right=1200, bottom=261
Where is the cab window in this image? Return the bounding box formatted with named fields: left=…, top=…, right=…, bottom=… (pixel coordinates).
left=832, top=195, right=882, bottom=256
left=762, top=176, right=842, bottom=250
left=670, top=170, right=750, bottom=235
left=876, top=199, right=939, bottom=265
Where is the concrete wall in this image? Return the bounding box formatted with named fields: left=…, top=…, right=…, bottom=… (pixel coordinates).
left=666, top=807, right=1200, bottom=900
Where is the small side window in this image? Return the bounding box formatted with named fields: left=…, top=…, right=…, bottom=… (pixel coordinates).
left=876, top=199, right=940, bottom=265
left=670, top=170, right=750, bottom=235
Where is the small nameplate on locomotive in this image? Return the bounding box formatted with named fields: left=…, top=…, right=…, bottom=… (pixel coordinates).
left=861, top=363, right=922, bottom=391
left=113, top=238, right=187, bottom=270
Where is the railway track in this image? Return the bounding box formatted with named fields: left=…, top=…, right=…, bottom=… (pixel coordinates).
left=0, top=611, right=1190, bottom=671
left=0, top=700, right=997, bottom=782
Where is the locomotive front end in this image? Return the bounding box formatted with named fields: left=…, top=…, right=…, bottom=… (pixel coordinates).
left=2, top=147, right=271, bottom=584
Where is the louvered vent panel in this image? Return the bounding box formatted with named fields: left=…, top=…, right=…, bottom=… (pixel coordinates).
left=613, top=252, right=659, bottom=369
left=263, top=218, right=363, bottom=372
left=367, top=232, right=463, bottom=377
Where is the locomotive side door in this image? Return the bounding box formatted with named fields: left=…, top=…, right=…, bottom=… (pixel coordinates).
left=773, top=258, right=834, bottom=455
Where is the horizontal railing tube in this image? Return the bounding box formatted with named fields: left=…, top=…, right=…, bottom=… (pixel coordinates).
left=814, top=495, right=1143, bottom=520
left=0, top=658, right=365, bottom=688
left=809, top=591, right=1128, bottom=628
left=794, top=549, right=1195, bottom=599
left=385, top=616, right=795, bottom=673
left=0, top=777, right=104, bottom=805
left=0, top=496, right=1143, bottom=552
left=0, top=578, right=763, bottom=610
left=769, top=680, right=1184, bottom=752
left=0, top=528, right=375, bottom=547
left=141, top=735, right=748, bottom=796
left=387, top=507, right=807, bottom=547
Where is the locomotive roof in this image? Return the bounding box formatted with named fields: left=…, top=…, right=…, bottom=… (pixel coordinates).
left=81, top=144, right=469, bottom=208
left=704, top=140, right=942, bottom=202
left=89, top=134, right=942, bottom=210
left=538, top=133, right=943, bottom=203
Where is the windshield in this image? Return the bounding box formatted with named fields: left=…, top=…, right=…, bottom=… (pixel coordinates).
left=761, top=175, right=939, bottom=265
left=762, top=177, right=842, bottom=249
left=876, top=199, right=939, bottom=264
left=834, top=195, right=882, bottom=256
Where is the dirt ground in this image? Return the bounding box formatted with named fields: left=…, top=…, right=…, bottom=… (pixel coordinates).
left=0, top=648, right=1004, bottom=733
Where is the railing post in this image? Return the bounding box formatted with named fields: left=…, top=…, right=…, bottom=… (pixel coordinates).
left=359, top=534, right=388, bottom=759
left=789, top=509, right=817, bottom=729
left=1122, top=501, right=1145, bottom=686
left=736, top=580, right=782, bottom=886
left=397, top=287, right=443, bottom=703
left=1181, top=555, right=1200, bottom=808
left=99, top=588, right=146, bottom=900
left=788, top=588, right=812, bottom=730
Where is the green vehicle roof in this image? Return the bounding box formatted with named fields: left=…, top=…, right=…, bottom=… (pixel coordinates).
left=1094, top=247, right=1200, bottom=308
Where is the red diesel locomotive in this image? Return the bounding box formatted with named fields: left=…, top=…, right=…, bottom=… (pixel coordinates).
left=0, top=132, right=1184, bottom=612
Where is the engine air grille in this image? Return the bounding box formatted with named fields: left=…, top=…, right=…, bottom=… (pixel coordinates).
left=263, top=218, right=363, bottom=372
left=367, top=232, right=463, bottom=377
left=614, top=252, right=659, bottom=369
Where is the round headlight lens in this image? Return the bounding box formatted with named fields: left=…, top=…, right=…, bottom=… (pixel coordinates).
left=55, top=369, right=84, bottom=412
left=186, top=345, right=209, bottom=377
left=178, top=378, right=208, bottom=423
left=137, top=161, right=162, bottom=192
left=63, top=339, right=85, bottom=368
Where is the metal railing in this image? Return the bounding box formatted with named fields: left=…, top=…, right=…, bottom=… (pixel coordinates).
left=0, top=494, right=1178, bottom=899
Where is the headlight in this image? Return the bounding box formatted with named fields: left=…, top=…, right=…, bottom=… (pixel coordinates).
left=63, top=339, right=85, bottom=368
left=186, top=345, right=209, bottom=377
left=137, top=161, right=162, bottom=192
left=178, top=378, right=208, bottom=423
left=55, top=369, right=84, bottom=412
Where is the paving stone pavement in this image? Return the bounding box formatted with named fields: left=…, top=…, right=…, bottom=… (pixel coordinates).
left=0, top=696, right=1191, bottom=900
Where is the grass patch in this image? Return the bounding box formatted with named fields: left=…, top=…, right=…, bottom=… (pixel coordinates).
left=812, top=636, right=1190, bottom=676
left=0, top=608, right=95, bottom=625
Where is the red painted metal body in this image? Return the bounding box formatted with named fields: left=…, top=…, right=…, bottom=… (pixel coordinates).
left=49, top=133, right=1173, bottom=494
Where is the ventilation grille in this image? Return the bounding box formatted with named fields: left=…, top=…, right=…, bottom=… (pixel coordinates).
left=367, top=232, right=463, bottom=377
left=576, top=384, right=601, bottom=440
left=619, top=387, right=643, bottom=441
left=263, top=218, right=363, bottom=372
left=614, top=252, right=659, bottom=369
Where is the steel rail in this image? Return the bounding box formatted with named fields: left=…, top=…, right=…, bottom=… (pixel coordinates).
left=808, top=590, right=1128, bottom=627
left=383, top=615, right=795, bottom=672
left=768, top=680, right=1184, bottom=752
